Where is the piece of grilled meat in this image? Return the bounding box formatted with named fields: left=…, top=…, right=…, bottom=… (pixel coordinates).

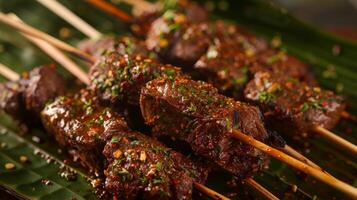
left=0, top=65, right=66, bottom=132
left=146, top=11, right=210, bottom=68
left=89, top=48, right=183, bottom=107
left=244, top=71, right=345, bottom=138
left=41, top=89, right=129, bottom=175
left=131, top=1, right=208, bottom=38
left=0, top=80, right=31, bottom=132
left=140, top=76, right=271, bottom=179
left=104, top=131, right=209, bottom=200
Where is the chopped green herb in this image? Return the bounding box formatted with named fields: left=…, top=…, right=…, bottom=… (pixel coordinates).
left=185, top=103, right=197, bottom=113
left=111, top=136, right=119, bottom=143
left=258, top=91, right=275, bottom=102
left=117, top=168, right=132, bottom=181
left=156, top=162, right=162, bottom=172
left=267, top=54, right=282, bottom=64
left=153, top=177, right=164, bottom=184
left=163, top=10, right=175, bottom=20
left=168, top=23, right=181, bottom=32
left=232, top=76, right=247, bottom=86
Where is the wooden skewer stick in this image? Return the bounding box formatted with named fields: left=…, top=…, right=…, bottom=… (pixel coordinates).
left=0, top=63, right=19, bottom=81
left=282, top=145, right=322, bottom=170
left=193, top=182, right=230, bottom=200
left=85, top=0, right=133, bottom=22
left=232, top=129, right=357, bottom=198
left=244, top=179, right=279, bottom=200
left=7, top=14, right=90, bottom=85
left=0, top=12, right=95, bottom=64
left=314, top=126, right=357, bottom=154
left=36, top=0, right=102, bottom=40
left=5, top=13, right=356, bottom=198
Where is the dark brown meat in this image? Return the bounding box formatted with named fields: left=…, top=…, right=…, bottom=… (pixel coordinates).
left=41, top=89, right=129, bottom=175
left=24, top=64, right=67, bottom=114
left=244, top=72, right=345, bottom=138
left=89, top=49, right=184, bottom=107
left=104, top=131, right=209, bottom=200
left=0, top=65, right=66, bottom=132
left=146, top=11, right=210, bottom=67
left=0, top=81, right=32, bottom=132
left=140, top=76, right=269, bottom=178
left=249, top=50, right=316, bottom=86
left=78, top=36, right=155, bottom=60
left=132, top=1, right=208, bottom=38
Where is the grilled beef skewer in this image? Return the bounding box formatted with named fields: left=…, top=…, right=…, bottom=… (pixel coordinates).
left=42, top=90, right=209, bottom=199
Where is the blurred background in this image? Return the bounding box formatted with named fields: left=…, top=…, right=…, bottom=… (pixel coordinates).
left=273, top=0, right=357, bottom=40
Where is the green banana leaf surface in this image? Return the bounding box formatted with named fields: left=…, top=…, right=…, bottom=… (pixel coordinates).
left=0, top=0, right=356, bottom=199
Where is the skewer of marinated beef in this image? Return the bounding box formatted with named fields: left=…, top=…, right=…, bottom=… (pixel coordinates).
left=3, top=15, right=356, bottom=198
left=0, top=64, right=226, bottom=200
left=63, top=1, right=356, bottom=154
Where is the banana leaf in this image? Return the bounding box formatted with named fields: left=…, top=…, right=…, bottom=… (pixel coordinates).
left=0, top=0, right=356, bottom=199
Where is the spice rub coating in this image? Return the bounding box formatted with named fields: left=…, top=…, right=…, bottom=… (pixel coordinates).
left=89, top=49, right=184, bottom=107
left=244, top=72, right=345, bottom=137
left=104, top=131, right=209, bottom=200
left=140, top=76, right=269, bottom=178
left=41, top=90, right=129, bottom=174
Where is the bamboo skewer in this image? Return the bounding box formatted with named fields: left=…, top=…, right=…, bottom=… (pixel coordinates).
left=3, top=12, right=357, bottom=198
left=36, top=0, right=102, bottom=40
left=314, top=126, right=357, bottom=154
left=84, top=0, right=357, bottom=156
left=7, top=14, right=90, bottom=85
left=244, top=179, right=279, bottom=200
left=0, top=63, right=19, bottom=81
left=86, top=0, right=159, bottom=17
left=282, top=145, right=322, bottom=170
left=0, top=12, right=95, bottom=64
left=85, top=0, right=133, bottom=22
left=232, top=130, right=357, bottom=198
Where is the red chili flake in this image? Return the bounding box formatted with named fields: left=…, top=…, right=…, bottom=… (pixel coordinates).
left=274, top=106, right=281, bottom=113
